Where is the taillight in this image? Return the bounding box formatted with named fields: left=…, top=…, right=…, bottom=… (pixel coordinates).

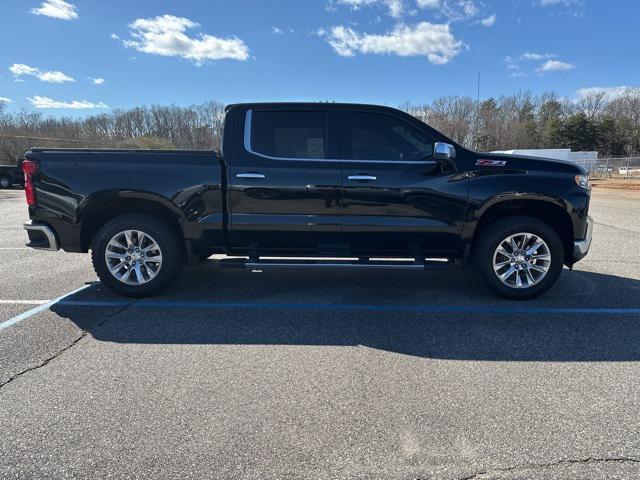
left=22, top=159, right=39, bottom=206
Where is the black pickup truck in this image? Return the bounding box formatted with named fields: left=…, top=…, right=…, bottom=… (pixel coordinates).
left=0, top=161, right=24, bottom=188
left=22, top=102, right=593, bottom=299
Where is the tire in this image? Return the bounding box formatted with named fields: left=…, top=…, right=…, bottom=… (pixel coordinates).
left=0, top=176, right=11, bottom=188
left=473, top=215, right=564, bottom=300
left=91, top=213, right=185, bottom=297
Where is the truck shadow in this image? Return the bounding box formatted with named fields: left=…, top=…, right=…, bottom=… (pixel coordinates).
left=50, top=265, right=640, bottom=361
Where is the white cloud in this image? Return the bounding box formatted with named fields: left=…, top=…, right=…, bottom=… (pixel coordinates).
left=537, top=59, right=574, bottom=72
left=9, top=63, right=75, bottom=83
left=27, top=95, right=109, bottom=109
left=417, top=0, right=480, bottom=21
left=38, top=71, right=75, bottom=83
left=334, top=0, right=482, bottom=22
left=539, top=0, right=580, bottom=5
left=519, top=52, right=555, bottom=61
left=9, top=64, right=39, bottom=76
left=110, top=33, right=120, bottom=40
left=537, top=0, right=585, bottom=16
left=324, top=22, right=463, bottom=64
left=505, top=52, right=573, bottom=76
left=30, top=0, right=78, bottom=20
left=0, top=97, right=12, bottom=103
left=122, top=15, right=250, bottom=65
left=89, top=77, right=105, bottom=85
left=336, top=0, right=404, bottom=18
left=416, top=0, right=440, bottom=7
left=576, top=86, right=630, bottom=101
left=479, top=14, right=496, bottom=26
left=272, top=26, right=283, bottom=34
left=458, top=0, right=479, bottom=17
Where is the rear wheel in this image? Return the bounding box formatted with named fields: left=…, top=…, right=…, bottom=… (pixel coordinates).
left=0, top=176, right=11, bottom=188
left=474, top=216, right=564, bottom=299
left=91, top=214, right=184, bottom=297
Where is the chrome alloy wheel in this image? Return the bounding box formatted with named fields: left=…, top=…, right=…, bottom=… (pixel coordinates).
left=104, top=230, right=163, bottom=286
left=492, top=232, right=551, bottom=289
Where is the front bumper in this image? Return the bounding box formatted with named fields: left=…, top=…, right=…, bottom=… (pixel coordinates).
left=573, top=215, right=593, bottom=262
left=24, top=221, right=59, bottom=251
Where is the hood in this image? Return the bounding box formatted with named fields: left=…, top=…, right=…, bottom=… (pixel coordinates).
left=478, top=152, right=587, bottom=175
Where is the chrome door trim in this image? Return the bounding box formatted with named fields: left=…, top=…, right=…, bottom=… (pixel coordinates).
left=236, top=173, right=266, bottom=179
left=347, top=175, right=377, bottom=181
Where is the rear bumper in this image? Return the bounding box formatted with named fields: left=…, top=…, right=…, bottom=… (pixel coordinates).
left=24, top=221, right=59, bottom=251
left=573, top=215, right=593, bottom=262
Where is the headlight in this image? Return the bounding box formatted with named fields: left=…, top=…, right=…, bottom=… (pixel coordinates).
left=575, top=174, right=590, bottom=189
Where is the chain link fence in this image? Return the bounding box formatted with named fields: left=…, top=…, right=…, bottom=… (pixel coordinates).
left=575, top=157, right=640, bottom=180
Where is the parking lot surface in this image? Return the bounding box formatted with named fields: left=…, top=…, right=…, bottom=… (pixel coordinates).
left=1, top=187, right=639, bottom=479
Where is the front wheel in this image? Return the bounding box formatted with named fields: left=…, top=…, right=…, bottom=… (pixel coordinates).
left=473, top=216, right=565, bottom=299
left=0, top=176, right=11, bottom=188
left=91, top=214, right=185, bottom=297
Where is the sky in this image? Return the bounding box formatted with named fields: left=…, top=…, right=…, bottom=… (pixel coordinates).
left=0, top=0, right=638, bottom=116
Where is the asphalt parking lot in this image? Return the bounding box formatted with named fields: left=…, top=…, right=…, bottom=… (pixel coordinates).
left=1, top=188, right=639, bottom=480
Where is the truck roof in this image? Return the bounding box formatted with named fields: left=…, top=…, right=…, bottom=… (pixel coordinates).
left=225, top=102, right=404, bottom=113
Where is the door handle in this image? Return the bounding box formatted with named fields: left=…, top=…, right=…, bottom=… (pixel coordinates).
left=236, top=173, right=266, bottom=179
left=348, top=175, right=377, bottom=181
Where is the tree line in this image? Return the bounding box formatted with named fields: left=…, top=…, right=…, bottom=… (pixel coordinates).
left=0, top=101, right=225, bottom=165
left=1, top=88, right=639, bottom=165
left=403, top=88, right=640, bottom=157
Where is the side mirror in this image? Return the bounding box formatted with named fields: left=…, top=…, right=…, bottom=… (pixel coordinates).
left=433, top=142, right=456, bottom=161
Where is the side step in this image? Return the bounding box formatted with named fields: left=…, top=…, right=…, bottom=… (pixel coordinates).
left=219, top=257, right=453, bottom=270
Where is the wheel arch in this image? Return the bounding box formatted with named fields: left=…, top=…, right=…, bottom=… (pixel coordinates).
left=470, top=197, right=575, bottom=266
left=79, top=191, right=187, bottom=252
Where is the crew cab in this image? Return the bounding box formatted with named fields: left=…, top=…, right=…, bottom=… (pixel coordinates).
left=22, top=103, right=593, bottom=299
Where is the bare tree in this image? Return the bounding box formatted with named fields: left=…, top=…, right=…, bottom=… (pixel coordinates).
left=577, top=91, right=608, bottom=120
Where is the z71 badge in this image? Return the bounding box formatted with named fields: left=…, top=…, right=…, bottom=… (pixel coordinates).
left=476, top=159, right=507, bottom=167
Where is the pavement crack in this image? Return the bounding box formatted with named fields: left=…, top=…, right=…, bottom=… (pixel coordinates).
left=457, top=457, right=640, bottom=480
left=0, top=298, right=138, bottom=390
left=593, top=220, right=638, bottom=234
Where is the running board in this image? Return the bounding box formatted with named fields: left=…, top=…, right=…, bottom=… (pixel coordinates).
left=219, top=258, right=453, bottom=270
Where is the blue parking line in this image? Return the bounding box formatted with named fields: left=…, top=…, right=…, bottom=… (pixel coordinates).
left=55, top=300, right=640, bottom=315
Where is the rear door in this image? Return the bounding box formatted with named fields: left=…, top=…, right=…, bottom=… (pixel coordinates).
left=339, top=110, right=468, bottom=256
left=226, top=107, right=342, bottom=254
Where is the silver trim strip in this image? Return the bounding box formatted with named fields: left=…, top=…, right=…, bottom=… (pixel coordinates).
left=236, top=173, right=266, bottom=179
left=348, top=175, right=377, bottom=181
left=245, top=262, right=428, bottom=270
left=24, top=222, right=59, bottom=251
left=243, top=109, right=437, bottom=165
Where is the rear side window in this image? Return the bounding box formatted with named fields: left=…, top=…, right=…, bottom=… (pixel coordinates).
left=342, top=112, right=433, bottom=162
left=251, top=111, right=327, bottom=159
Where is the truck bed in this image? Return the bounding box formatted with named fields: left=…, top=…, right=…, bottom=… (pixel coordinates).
left=25, top=148, right=225, bottom=253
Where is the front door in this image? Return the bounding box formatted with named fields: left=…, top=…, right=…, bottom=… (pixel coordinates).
left=227, top=108, right=342, bottom=254
left=339, top=110, right=468, bottom=256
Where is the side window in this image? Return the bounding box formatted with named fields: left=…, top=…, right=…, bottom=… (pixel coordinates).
left=343, top=112, right=433, bottom=161
left=251, top=111, right=327, bottom=159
